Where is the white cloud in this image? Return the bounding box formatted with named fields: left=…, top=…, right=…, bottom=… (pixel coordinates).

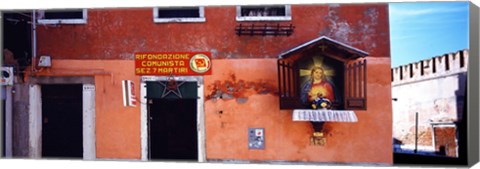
left=389, top=4, right=467, bottom=17
left=390, top=8, right=435, bottom=16
left=391, top=34, right=417, bottom=41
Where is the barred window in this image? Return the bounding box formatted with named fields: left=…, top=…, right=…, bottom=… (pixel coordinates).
left=236, top=5, right=291, bottom=21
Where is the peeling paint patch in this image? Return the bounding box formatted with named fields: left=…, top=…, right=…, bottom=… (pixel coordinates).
left=332, top=22, right=352, bottom=43
left=365, top=8, right=379, bottom=23
left=401, top=127, right=433, bottom=146
left=320, top=6, right=383, bottom=53
left=210, top=49, right=219, bottom=59
left=236, top=97, right=248, bottom=104
left=328, top=4, right=341, bottom=8
left=119, top=53, right=133, bottom=59
left=206, top=72, right=277, bottom=103
left=323, top=6, right=352, bottom=43
left=354, top=7, right=380, bottom=51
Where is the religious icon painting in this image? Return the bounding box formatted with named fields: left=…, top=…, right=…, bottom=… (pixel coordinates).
left=297, top=54, right=345, bottom=109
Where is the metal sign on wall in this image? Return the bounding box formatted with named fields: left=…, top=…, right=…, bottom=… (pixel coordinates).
left=135, top=52, right=212, bottom=76
left=122, top=80, right=137, bottom=107
left=248, top=128, right=265, bottom=149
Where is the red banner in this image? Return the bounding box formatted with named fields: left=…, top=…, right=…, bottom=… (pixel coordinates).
left=135, top=52, right=212, bottom=75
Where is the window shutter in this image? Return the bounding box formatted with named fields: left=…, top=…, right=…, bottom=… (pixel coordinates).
left=345, top=59, right=367, bottom=110
left=278, top=59, right=302, bottom=109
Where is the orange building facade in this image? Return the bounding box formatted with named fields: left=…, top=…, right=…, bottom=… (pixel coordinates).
left=24, top=4, right=392, bottom=164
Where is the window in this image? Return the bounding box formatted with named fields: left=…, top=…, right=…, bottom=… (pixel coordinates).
left=236, top=5, right=291, bottom=21
left=37, top=9, right=87, bottom=24
left=153, top=7, right=205, bottom=23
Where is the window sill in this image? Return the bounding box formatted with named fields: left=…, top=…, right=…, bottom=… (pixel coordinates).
left=154, top=17, right=206, bottom=23
left=37, top=19, right=87, bottom=25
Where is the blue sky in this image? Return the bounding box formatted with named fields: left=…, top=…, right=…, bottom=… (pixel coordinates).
left=389, top=2, right=469, bottom=68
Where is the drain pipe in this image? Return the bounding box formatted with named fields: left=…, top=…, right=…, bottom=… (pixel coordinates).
left=414, top=112, right=418, bottom=154
left=31, top=10, right=37, bottom=73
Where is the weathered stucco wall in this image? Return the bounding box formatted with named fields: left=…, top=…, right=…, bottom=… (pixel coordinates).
left=12, top=83, right=30, bottom=157
left=36, top=4, right=389, bottom=60
left=24, top=57, right=393, bottom=163
left=204, top=58, right=392, bottom=164
left=32, top=3, right=392, bottom=163
left=391, top=50, right=468, bottom=149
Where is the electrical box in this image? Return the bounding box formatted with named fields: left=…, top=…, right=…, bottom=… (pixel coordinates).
left=1, top=67, right=14, bottom=86
left=38, top=55, right=52, bottom=67
left=248, top=128, right=264, bottom=149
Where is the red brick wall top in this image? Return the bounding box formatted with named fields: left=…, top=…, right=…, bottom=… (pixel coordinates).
left=37, top=4, right=390, bottom=60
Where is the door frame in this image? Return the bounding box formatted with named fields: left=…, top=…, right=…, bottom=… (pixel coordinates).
left=3, top=86, right=13, bottom=157
left=140, top=76, right=206, bottom=162
left=28, top=77, right=96, bottom=159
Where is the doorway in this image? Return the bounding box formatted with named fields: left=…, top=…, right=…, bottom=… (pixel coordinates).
left=148, top=98, right=198, bottom=161
left=141, top=77, right=205, bottom=161
left=41, top=84, right=83, bottom=158
left=433, top=126, right=458, bottom=157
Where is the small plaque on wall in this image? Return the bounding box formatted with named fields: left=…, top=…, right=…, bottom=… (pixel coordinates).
left=248, top=128, right=265, bottom=150
left=122, top=80, right=137, bottom=107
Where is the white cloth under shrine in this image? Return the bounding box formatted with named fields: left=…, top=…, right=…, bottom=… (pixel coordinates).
left=292, top=109, right=358, bottom=122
